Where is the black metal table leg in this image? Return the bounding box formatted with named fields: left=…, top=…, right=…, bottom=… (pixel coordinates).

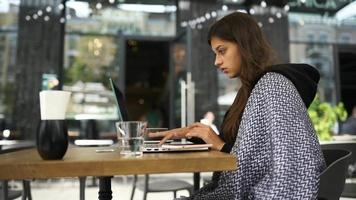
left=98, top=177, right=112, bottom=200
left=22, top=180, right=32, bottom=200
left=79, top=177, right=86, bottom=200
left=2, top=180, right=8, bottom=200
left=193, top=172, right=200, bottom=192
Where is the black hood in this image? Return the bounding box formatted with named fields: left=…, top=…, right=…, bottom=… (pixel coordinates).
left=263, top=63, right=320, bottom=108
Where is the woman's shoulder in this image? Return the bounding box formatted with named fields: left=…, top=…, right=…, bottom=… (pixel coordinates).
left=255, top=72, right=292, bottom=89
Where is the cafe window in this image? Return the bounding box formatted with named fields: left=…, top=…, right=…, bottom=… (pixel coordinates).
left=0, top=0, right=19, bottom=131
left=63, top=1, right=177, bottom=137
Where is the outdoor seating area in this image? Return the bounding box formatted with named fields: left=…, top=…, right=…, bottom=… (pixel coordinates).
left=2, top=0, right=356, bottom=199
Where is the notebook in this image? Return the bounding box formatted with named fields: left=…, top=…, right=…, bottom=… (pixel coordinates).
left=109, top=78, right=212, bottom=153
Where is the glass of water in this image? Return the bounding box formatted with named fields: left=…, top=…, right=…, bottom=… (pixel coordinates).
left=115, top=121, right=147, bottom=157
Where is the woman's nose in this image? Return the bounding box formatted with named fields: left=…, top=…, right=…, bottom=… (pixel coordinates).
left=214, top=56, right=222, bottom=67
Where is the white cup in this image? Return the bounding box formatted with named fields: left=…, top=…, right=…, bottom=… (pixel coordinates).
left=39, top=90, right=71, bottom=120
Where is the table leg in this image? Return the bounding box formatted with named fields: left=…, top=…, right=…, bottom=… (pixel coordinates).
left=193, top=172, right=200, bottom=192
left=98, top=177, right=112, bottom=200
left=2, top=180, right=8, bottom=200
left=79, top=177, right=86, bottom=200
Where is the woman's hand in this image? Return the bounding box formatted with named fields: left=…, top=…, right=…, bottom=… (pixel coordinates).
left=186, top=123, right=225, bottom=151
left=148, top=123, right=225, bottom=151
left=148, top=127, right=191, bottom=144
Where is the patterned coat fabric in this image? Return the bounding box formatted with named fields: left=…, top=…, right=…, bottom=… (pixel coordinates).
left=187, top=72, right=325, bottom=200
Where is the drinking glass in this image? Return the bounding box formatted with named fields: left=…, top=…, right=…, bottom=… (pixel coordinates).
left=115, top=121, right=147, bottom=157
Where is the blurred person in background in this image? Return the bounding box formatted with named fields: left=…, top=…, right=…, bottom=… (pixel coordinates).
left=200, top=111, right=219, bottom=135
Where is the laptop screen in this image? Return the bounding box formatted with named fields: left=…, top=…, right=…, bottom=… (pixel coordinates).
left=109, top=78, right=129, bottom=121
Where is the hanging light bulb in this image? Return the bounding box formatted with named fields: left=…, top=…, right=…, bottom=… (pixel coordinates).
left=46, top=6, right=52, bottom=13
left=222, top=5, right=228, bottom=11
left=44, top=16, right=50, bottom=21
left=60, top=17, right=66, bottom=23
left=181, top=21, right=188, bottom=27
left=2, top=130, right=10, bottom=138
left=96, top=3, right=102, bottom=10
left=268, top=17, right=274, bottom=23
left=211, top=11, right=217, bottom=18
left=205, top=13, right=211, bottom=20
left=261, top=1, right=267, bottom=8
left=58, top=4, right=64, bottom=10
left=25, top=15, right=31, bottom=21
left=200, top=16, right=206, bottom=22
left=249, top=8, right=255, bottom=15
left=276, top=12, right=282, bottom=18
left=258, top=22, right=263, bottom=27
left=109, top=0, right=115, bottom=3
left=284, top=5, right=290, bottom=12
left=32, top=14, right=38, bottom=20
left=37, top=10, right=43, bottom=16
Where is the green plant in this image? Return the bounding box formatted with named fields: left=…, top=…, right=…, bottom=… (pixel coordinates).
left=308, top=95, right=348, bottom=141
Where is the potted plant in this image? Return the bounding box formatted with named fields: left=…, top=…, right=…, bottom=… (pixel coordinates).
left=308, top=95, right=348, bottom=141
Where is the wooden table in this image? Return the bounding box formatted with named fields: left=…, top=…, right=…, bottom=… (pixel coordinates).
left=0, top=147, right=237, bottom=200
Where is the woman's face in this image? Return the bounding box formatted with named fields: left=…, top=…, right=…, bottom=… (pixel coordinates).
left=210, top=37, right=242, bottom=78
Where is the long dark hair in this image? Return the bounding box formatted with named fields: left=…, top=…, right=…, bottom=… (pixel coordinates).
left=208, top=12, right=278, bottom=143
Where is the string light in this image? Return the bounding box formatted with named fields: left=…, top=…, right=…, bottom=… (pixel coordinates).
left=23, top=1, right=290, bottom=28
left=96, top=3, right=102, bottom=10
left=211, top=11, right=217, bottom=18
left=261, top=1, right=267, bottom=8
left=268, top=17, right=274, bottom=23
left=46, top=6, right=52, bottom=13
left=205, top=13, right=211, bottom=19
left=58, top=4, right=64, bottom=10
left=37, top=10, right=43, bottom=16
left=284, top=5, right=290, bottom=12
left=222, top=5, right=228, bottom=11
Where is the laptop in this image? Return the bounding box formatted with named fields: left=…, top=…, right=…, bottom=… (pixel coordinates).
left=109, top=78, right=212, bottom=153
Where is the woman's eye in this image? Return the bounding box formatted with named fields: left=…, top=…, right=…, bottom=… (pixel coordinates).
left=218, top=49, right=226, bottom=54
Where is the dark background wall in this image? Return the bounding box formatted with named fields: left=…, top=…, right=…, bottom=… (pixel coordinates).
left=14, top=0, right=65, bottom=139
left=255, top=13, right=290, bottom=63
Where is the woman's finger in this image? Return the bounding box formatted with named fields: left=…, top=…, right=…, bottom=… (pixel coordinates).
left=159, top=134, right=173, bottom=145
left=186, top=127, right=206, bottom=138
left=148, top=130, right=170, bottom=138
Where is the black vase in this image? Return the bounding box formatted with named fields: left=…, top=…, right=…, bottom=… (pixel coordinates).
left=36, top=120, right=68, bottom=160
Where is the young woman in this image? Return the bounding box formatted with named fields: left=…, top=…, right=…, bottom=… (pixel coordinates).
left=151, top=12, right=325, bottom=199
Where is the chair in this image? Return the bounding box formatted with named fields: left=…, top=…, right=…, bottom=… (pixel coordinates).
left=318, top=149, right=351, bottom=200
left=0, top=180, right=32, bottom=200
left=321, top=142, right=356, bottom=197
left=130, top=174, right=193, bottom=200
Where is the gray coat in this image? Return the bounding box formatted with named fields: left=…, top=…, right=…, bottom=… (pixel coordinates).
left=186, top=72, right=325, bottom=200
